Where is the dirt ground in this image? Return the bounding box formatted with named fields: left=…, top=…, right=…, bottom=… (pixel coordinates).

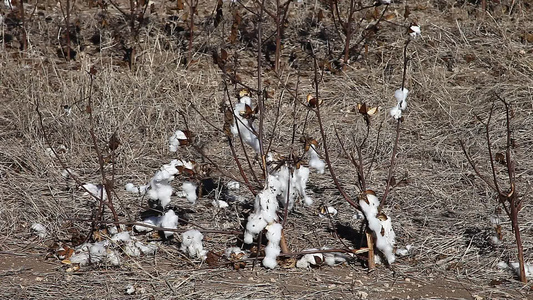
left=1, top=0, right=533, bottom=299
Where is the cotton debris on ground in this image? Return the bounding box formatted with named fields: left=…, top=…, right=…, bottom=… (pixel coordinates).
left=180, top=229, right=207, bottom=260
left=31, top=223, right=47, bottom=238
left=68, top=231, right=158, bottom=267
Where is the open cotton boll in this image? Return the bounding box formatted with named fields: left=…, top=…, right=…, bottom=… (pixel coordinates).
left=266, top=223, right=283, bottom=243
left=212, top=199, right=229, bottom=208
left=70, top=251, right=90, bottom=266
left=245, top=214, right=268, bottom=235
left=147, top=183, right=173, bottom=208
left=394, top=88, right=409, bottom=104
left=182, top=181, right=198, bottom=204
left=239, top=95, right=252, bottom=106
left=293, top=166, right=312, bottom=206
left=135, top=241, right=158, bottom=255
left=307, top=145, right=325, bottom=174
left=225, top=247, right=246, bottom=259
left=169, top=130, right=187, bottom=152
left=510, top=262, right=533, bottom=278
left=263, top=243, right=281, bottom=269
left=409, top=25, right=421, bottom=38
left=89, top=242, right=107, bottom=263
left=31, top=223, right=47, bottom=238
left=180, top=229, right=207, bottom=260
left=296, top=252, right=323, bottom=268
left=390, top=106, right=402, bottom=120
left=231, top=103, right=261, bottom=154
left=160, top=209, right=179, bottom=238
left=226, top=181, right=240, bottom=190
left=257, top=189, right=279, bottom=223
left=125, top=183, right=147, bottom=194
left=111, top=231, right=132, bottom=242
left=124, top=241, right=141, bottom=257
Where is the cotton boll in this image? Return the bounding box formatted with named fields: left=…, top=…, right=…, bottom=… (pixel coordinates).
left=390, top=106, right=402, bottom=120
left=169, top=130, right=187, bottom=152
left=70, top=252, right=90, bottom=266
left=151, top=183, right=173, bottom=208
left=108, top=226, right=118, bottom=235
left=135, top=241, right=158, bottom=255
left=180, top=229, right=207, bottom=260
left=111, top=231, right=132, bottom=242
left=31, top=223, right=47, bottom=238
left=239, top=96, right=252, bottom=106
left=246, top=214, right=268, bottom=235
left=212, top=200, right=229, bottom=208
left=409, top=25, right=421, bottom=38
left=257, top=189, right=279, bottom=223
left=266, top=223, right=283, bottom=243
left=226, top=181, right=240, bottom=190
left=510, top=262, right=533, bottom=278
left=225, top=247, right=246, bottom=259
left=160, top=210, right=179, bottom=238
left=262, top=256, right=278, bottom=269
left=244, top=231, right=254, bottom=244
left=307, top=145, right=325, bottom=174
left=379, top=0, right=391, bottom=4
left=89, top=242, right=107, bottom=263
left=293, top=166, right=311, bottom=206
left=125, top=285, right=136, bottom=295
left=182, top=181, right=198, bottom=204
left=106, top=249, right=121, bottom=266
left=497, top=261, right=509, bottom=270
left=394, top=88, right=409, bottom=103
left=125, top=183, right=140, bottom=194
left=124, top=241, right=141, bottom=257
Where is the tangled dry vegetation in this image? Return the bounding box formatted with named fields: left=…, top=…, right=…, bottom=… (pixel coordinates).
left=1, top=0, right=533, bottom=299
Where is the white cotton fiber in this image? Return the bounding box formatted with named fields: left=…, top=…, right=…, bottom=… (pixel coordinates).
left=226, top=181, right=240, bottom=190
left=212, top=200, right=229, bottom=208
left=111, top=231, right=132, bottom=242
left=169, top=130, right=187, bottom=152
left=31, top=223, right=47, bottom=238
left=160, top=210, right=179, bottom=238
left=394, top=88, right=409, bottom=104
left=180, top=229, right=207, bottom=260
left=231, top=102, right=261, bottom=154
left=510, top=262, right=533, bottom=278
left=182, top=181, right=198, bottom=204
left=266, top=223, right=283, bottom=243
left=307, top=145, right=325, bottom=174
left=245, top=214, right=267, bottom=235
left=124, top=241, right=141, bottom=257
left=135, top=241, right=158, bottom=255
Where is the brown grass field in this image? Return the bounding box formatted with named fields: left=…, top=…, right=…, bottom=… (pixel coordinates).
left=1, top=0, right=533, bottom=298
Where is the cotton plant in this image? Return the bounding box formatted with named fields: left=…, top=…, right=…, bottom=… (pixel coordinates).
left=359, top=191, right=396, bottom=264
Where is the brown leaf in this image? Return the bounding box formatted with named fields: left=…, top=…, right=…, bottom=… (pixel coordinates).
left=177, top=0, right=184, bottom=10
left=206, top=251, right=220, bottom=266
left=495, top=152, right=506, bottom=165
left=108, top=132, right=120, bottom=151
